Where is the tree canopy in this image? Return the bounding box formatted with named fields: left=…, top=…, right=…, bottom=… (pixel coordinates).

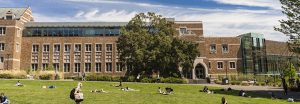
left=117, top=12, right=199, bottom=77
left=275, top=0, right=300, bottom=53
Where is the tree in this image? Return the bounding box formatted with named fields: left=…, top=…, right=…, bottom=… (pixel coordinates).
left=283, top=62, right=297, bottom=79
left=274, top=0, right=300, bottom=53
left=117, top=12, right=199, bottom=77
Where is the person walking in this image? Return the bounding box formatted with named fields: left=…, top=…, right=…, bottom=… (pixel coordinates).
left=282, top=77, right=288, bottom=95
left=82, top=72, right=86, bottom=81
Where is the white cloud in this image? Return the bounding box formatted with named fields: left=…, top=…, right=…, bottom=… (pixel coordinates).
left=211, top=0, right=282, bottom=10
left=34, top=0, right=288, bottom=41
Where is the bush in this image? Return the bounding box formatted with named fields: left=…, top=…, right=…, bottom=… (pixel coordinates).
left=141, top=77, right=155, bottom=83
left=39, top=74, right=53, bottom=80
left=0, top=73, right=14, bottom=79
left=260, top=82, right=266, bottom=86
left=161, top=77, right=187, bottom=84
left=125, top=76, right=136, bottom=82
left=0, top=70, right=27, bottom=79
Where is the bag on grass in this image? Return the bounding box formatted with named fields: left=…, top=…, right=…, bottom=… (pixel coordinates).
left=70, top=88, right=76, bottom=100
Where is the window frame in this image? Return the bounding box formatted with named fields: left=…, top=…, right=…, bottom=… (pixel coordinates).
left=229, top=61, right=236, bottom=69
left=217, top=61, right=223, bottom=69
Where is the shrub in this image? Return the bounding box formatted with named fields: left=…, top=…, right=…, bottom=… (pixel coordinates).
left=260, top=82, right=266, bottom=86
left=125, top=76, right=136, bottom=82
left=254, top=83, right=260, bottom=86
left=235, top=82, right=241, bottom=85
left=39, top=74, right=53, bottom=80
left=0, top=70, right=27, bottom=79
left=141, top=77, right=154, bottom=83
left=161, top=77, right=187, bottom=84
left=0, top=73, right=14, bottom=79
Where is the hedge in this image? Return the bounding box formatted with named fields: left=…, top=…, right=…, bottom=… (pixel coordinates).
left=85, top=74, right=187, bottom=84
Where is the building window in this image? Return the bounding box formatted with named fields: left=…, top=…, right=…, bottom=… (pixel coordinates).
left=0, top=27, right=6, bottom=36
left=116, top=62, right=123, bottom=72
left=106, top=44, right=112, bottom=52
left=85, top=44, right=91, bottom=52
left=85, top=63, right=91, bottom=72
left=17, top=28, right=21, bottom=37
left=74, top=52, right=81, bottom=63
left=95, top=52, right=102, bottom=62
left=53, top=63, right=59, bottom=72
left=210, top=44, right=216, bottom=53
left=179, top=28, right=188, bottom=34
left=106, top=62, right=112, bottom=72
left=43, top=45, right=49, bottom=52
left=16, top=43, right=20, bottom=52
left=95, top=63, right=101, bottom=72
left=0, top=57, right=3, bottom=63
left=222, top=44, right=228, bottom=53
left=6, top=15, right=13, bottom=20
left=42, top=63, right=48, bottom=70
left=229, top=62, right=236, bottom=69
left=64, top=63, right=70, bottom=72
left=96, top=44, right=102, bottom=52
left=217, top=62, right=223, bottom=69
left=64, top=44, right=71, bottom=52
left=54, top=44, right=60, bottom=52
left=75, top=44, right=81, bottom=52
left=74, top=63, right=80, bottom=73
left=85, top=53, right=91, bottom=62
left=208, top=62, right=211, bottom=69
left=0, top=43, right=4, bottom=51
left=31, top=64, right=38, bottom=71
left=32, top=45, right=39, bottom=52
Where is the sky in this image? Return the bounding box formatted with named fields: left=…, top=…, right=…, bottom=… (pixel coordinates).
left=0, top=0, right=288, bottom=41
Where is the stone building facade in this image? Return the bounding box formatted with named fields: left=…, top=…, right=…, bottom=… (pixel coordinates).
left=0, top=7, right=297, bottom=79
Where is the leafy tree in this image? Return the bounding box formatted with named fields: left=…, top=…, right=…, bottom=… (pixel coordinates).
left=117, top=12, right=199, bottom=77
left=274, top=0, right=300, bottom=53
left=283, top=62, right=297, bottom=79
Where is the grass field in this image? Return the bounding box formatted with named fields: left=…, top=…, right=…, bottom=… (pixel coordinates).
left=0, top=80, right=291, bottom=104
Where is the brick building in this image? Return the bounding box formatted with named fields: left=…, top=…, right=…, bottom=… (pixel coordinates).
left=0, top=7, right=298, bottom=79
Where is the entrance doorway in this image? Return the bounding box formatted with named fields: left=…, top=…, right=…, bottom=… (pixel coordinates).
left=195, top=64, right=205, bottom=79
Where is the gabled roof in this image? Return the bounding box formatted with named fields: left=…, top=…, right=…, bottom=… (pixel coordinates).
left=0, top=7, right=28, bottom=19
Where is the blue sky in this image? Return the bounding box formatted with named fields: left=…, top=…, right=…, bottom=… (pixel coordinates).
left=0, top=0, right=287, bottom=41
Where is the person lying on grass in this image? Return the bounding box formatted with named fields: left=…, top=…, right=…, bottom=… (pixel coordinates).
left=90, top=89, right=108, bottom=93
left=121, top=87, right=139, bottom=91
left=15, top=80, right=23, bottom=87
left=157, top=87, right=174, bottom=95
left=41, top=85, right=56, bottom=89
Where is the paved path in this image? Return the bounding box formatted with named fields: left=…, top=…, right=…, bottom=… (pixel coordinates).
left=199, top=84, right=300, bottom=99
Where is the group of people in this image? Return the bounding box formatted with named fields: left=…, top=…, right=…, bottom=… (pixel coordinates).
left=157, top=87, right=174, bottom=95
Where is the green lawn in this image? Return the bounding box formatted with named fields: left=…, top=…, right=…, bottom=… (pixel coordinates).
left=0, top=80, right=291, bottom=104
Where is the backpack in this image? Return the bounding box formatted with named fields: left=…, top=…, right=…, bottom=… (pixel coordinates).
left=70, top=88, right=76, bottom=100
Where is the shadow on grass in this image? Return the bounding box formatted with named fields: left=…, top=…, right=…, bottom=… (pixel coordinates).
left=209, top=87, right=300, bottom=102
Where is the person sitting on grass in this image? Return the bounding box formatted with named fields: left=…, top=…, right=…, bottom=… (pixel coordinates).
left=221, top=96, right=228, bottom=104
left=15, top=80, right=23, bottom=87
left=157, top=87, right=163, bottom=94
left=90, top=89, right=107, bottom=93
left=0, top=93, right=9, bottom=104
left=202, top=86, right=208, bottom=92
left=239, top=90, right=247, bottom=97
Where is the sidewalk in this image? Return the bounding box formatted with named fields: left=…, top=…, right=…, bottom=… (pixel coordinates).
left=200, top=84, right=300, bottom=99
